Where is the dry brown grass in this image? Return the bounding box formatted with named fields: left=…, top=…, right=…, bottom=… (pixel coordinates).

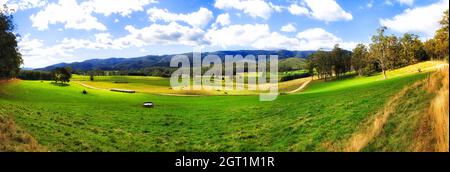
left=0, top=113, right=46, bottom=152
left=1, top=79, right=45, bottom=152
left=423, top=66, right=449, bottom=152
left=343, top=81, right=424, bottom=152
left=343, top=64, right=449, bottom=152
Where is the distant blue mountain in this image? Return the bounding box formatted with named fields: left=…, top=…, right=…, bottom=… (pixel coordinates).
left=36, top=50, right=315, bottom=71
left=20, top=67, right=35, bottom=70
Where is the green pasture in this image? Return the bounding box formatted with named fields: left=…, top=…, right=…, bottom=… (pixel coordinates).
left=0, top=65, right=431, bottom=151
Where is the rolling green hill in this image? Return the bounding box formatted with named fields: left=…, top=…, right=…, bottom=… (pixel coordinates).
left=279, top=58, right=307, bottom=72
left=2, top=61, right=445, bottom=151
left=37, top=50, right=315, bottom=71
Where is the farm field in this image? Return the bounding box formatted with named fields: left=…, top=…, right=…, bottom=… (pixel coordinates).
left=71, top=61, right=441, bottom=95
left=1, top=61, right=446, bottom=152
left=72, top=70, right=311, bottom=96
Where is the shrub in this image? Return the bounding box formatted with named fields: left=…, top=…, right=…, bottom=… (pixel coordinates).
left=280, top=73, right=311, bottom=82
left=52, top=67, right=72, bottom=84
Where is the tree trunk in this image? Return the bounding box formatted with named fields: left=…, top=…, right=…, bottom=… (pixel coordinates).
left=382, top=69, right=387, bottom=80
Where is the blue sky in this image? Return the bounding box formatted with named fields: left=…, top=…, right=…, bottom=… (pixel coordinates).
left=1, top=0, right=448, bottom=68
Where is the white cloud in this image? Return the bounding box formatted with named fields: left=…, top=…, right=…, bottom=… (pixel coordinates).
left=385, top=0, right=415, bottom=6
left=147, top=7, right=213, bottom=28
left=12, top=0, right=364, bottom=68
left=29, top=0, right=157, bottom=31
left=205, top=24, right=271, bottom=48
left=296, top=28, right=357, bottom=50
left=215, top=13, right=231, bottom=26
left=303, top=0, right=353, bottom=22
left=205, top=23, right=305, bottom=50
left=124, top=22, right=206, bottom=46
left=18, top=32, right=148, bottom=68
left=68, top=33, right=122, bottom=50
left=281, top=23, right=296, bottom=32
left=397, top=0, right=414, bottom=6
left=83, top=0, right=157, bottom=17
left=252, top=32, right=301, bottom=50
left=214, top=0, right=275, bottom=19
left=1, top=0, right=47, bottom=11
left=18, top=34, right=77, bottom=68
left=297, top=28, right=340, bottom=42
left=0, top=0, right=7, bottom=10
left=18, top=24, right=359, bottom=68
left=269, top=2, right=283, bottom=12
left=205, top=24, right=356, bottom=51
left=30, top=0, right=107, bottom=31
left=20, top=20, right=208, bottom=68
left=380, top=0, right=449, bottom=37
left=139, top=48, right=147, bottom=53
left=288, top=4, right=309, bottom=16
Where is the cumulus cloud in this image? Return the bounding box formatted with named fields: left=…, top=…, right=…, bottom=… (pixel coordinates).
left=205, top=24, right=310, bottom=50
left=380, top=0, right=449, bottom=37
left=19, top=23, right=359, bottom=67
left=30, top=0, right=107, bottom=31
left=215, top=13, right=231, bottom=27
left=83, top=0, right=157, bottom=17
left=18, top=34, right=79, bottom=68
left=280, top=23, right=297, bottom=32
left=303, top=0, right=353, bottom=22
left=205, top=24, right=356, bottom=51
left=269, top=2, right=283, bottom=12
left=1, top=0, right=47, bottom=11
left=18, top=32, right=148, bottom=68
left=214, top=0, right=276, bottom=19
left=124, top=22, right=206, bottom=46
left=288, top=4, right=309, bottom=16
left=15, top=0, right=360, bottom=67
left=147, top=7, right=213, bottom=28
left=205, top=24, right=271, bottom=47
left=296, top=28, right=357, bottom=50
left=29, top=0, right=157, bottom=31
left=252, top=32, right=301, bottom=50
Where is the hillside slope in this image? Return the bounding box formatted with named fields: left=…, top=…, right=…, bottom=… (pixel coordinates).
left=37, top=50, right=315, bottom=71
left=0, top=81, right=45, bottom=152
left=1, top=62, right=446, bottom=152
left=345, top=66, right=449, bottom=152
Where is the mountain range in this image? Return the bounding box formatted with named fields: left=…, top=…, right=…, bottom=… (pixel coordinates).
left=36, top=50, right=315, bottom=71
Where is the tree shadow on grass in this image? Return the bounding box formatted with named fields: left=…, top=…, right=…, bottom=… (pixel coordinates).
left=50, top=82, right=70, bottom=87
left=325, top=73, right=359, bottom=82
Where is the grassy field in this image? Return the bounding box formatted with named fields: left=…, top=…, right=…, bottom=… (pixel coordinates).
left=1, top=62, right=442, bottom=152
left=72, top=71, right=310, bottom=95
left=362, top=66, right=449, bottom=152
left=300, top=61, right=445, bottom=94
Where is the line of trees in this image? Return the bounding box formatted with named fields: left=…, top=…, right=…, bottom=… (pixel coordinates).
left=308, top=10, right=448, bottom=81
left=18, top=68, right=73, bottom=84
left=76, top=67, right=177, bottom=78
left=0, top=5, right=22, bottom=80
left=18, top=70, right=53, bottom=80
left=424, top=10, right=449, bottom=60
left=308, top=45, right=352, bottom=81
